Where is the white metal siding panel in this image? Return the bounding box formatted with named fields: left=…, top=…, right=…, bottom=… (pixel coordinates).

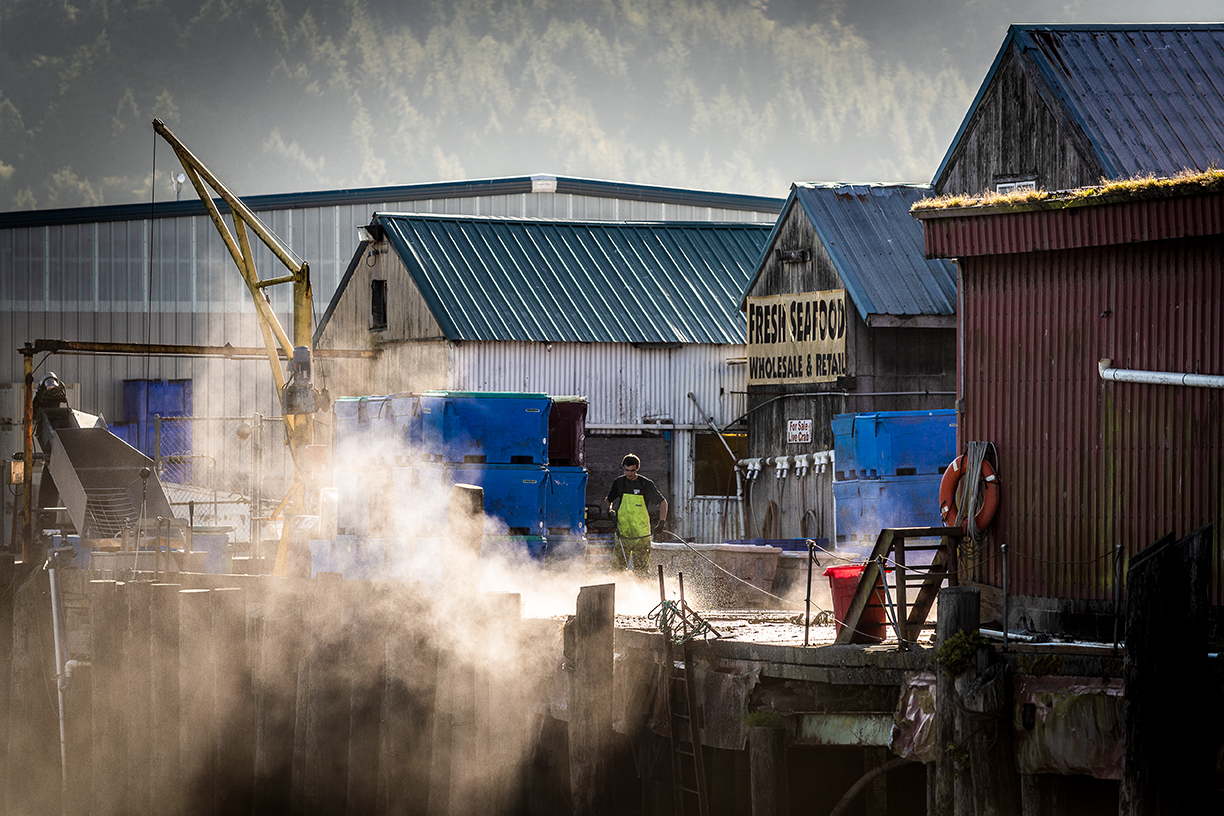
left=688, top=496, right=741, bottom=544
left=447, top=342, right=745, bottom=428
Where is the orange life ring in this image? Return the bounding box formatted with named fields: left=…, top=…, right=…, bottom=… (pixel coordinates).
left=938, top=454, right=1000, bottom=530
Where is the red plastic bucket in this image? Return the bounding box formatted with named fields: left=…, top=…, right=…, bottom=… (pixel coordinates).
left=824, top=564, right=888, bottom=643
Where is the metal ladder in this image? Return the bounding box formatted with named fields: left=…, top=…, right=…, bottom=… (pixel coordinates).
left=657, top=568, right=710, bottom=816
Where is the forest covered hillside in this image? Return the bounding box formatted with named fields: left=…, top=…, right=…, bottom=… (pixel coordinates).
left=1, top=0, right=1212, bottom=210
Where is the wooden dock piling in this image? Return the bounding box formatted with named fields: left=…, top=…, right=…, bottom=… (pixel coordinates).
left=252, top=582, right=301, bottom=813
left=211, top=586, right=252, bottom=813
left=178, top=588, right=215, bottom=816
left=747, top=725, right=788, bottom=816
left=567, top=583, right=615, bottom=816
left=90, top=579, right=127, bottom=816
left=933, top=585, right=979, bottom=816
left=123, top=580, right=152, bottom=815
left=150, top=583, right=182, bottom=816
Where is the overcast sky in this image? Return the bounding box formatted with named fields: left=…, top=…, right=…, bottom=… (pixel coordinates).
left=1, top=0, right=1221, bottom=208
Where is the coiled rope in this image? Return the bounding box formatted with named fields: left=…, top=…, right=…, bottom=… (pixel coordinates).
left=958, top=440, right=997, bottom=560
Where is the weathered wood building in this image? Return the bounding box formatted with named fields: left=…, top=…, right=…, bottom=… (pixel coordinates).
left=933, top=24, right=1224, bottom=197
left=738, top=183, right=957, bottom=543
left=316, top=213, right=774, bottom=543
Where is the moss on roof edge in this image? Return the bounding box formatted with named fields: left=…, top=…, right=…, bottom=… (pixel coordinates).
left=911, top=168, right=1224, bottom=217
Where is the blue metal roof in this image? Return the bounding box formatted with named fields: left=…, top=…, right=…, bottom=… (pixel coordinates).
left=741, top=184, right=956, bottom=321
left=934, top=24, right=1224, bottom=187
left=373, top=213, right=772, bottom=344
left=0, top=174, right=783, bottom=229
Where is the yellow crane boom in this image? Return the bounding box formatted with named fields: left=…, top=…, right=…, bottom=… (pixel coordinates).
left=152, top=118, right=318, bottom=575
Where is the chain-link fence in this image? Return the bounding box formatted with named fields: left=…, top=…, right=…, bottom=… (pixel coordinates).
left=153, top=414, right=293, bottom=544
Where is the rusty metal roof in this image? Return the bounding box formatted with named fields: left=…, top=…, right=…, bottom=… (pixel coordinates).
left=373, top=213, right=770, bottom=343
left=789, top=184, right=956, bottom=321
left=934, top=24, right=1224, bottom=187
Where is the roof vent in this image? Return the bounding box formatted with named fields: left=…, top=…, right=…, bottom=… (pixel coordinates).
left=531, top=174, right=558, bottom=194
left=776, top=248, right=810, bottom=263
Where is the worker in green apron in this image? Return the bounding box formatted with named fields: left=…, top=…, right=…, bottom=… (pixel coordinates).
left=605, top=453, right=668, bottom=576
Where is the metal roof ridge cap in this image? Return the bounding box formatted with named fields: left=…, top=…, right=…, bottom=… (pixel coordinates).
left=0, top=174, right=785, bottom=227
left=374, top=211, right=773, bottom=227
left=797, top=181, right=934, bottom=189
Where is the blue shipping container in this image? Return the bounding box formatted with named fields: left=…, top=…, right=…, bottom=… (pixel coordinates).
left=421, top=391, right=550, bottom=465
left=545, top=466, right=588, bottom=535
left=123, top=380, right=147, bottom=422
left=833, top=410, right=956, bottom=480
left=149, top=379, right=193, bottom=418
left=109, top=422, right=139, bottom=449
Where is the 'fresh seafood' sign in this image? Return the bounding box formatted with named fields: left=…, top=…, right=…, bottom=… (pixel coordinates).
left=746, top=290, right=847, bottom=384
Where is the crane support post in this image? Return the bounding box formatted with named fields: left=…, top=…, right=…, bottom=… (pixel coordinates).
left=152, top=119, right=319, bottom=577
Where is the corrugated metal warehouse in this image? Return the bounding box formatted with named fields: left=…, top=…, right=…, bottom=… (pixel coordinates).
left=317, top=213, right=774, bottom=544
left=934, top=24, right=1224, bottom=197
left=738, top=183, right=957, bottom=545
left=914, top=173, right=1224, bottom=636
left=0, top=175, right=782, bottom=540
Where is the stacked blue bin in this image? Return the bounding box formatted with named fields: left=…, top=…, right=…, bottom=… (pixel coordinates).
left=111, top=379, right=192, bottom=480
left=419, top=391, right=550, bottom=464
left=419, top=392, right=553, bottom=559
left=334, top=395, right=398, bottom=465
left=391, top=393, right=423, bottom=458
left=544, top=465, right=588, bottom=561
left=327, top=391, right=590, bottom=575
left=832, top=410, right=956, bottom=548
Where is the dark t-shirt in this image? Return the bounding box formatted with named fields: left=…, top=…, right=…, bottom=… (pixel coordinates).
left=606, top=474, right=665, bottom=509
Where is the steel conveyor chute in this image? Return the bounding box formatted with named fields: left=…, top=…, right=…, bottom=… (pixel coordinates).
left=48, top=427, right=177, bottom=539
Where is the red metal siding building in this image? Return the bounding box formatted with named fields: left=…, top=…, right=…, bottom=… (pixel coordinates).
left=915, top=182, right=1223, bottom=632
